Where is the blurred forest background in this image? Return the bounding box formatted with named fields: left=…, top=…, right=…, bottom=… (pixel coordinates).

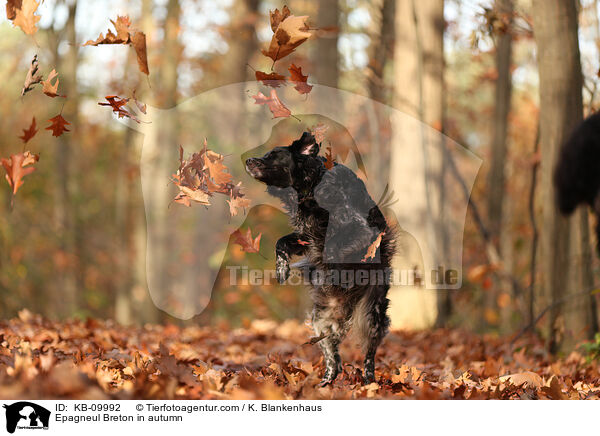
left=2, top=0, right=600, bottom=355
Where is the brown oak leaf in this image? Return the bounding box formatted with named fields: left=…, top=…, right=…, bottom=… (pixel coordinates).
left=288, top=64, right=312, bottom=95
left=310, top=123, right=328, bottom=144
left=98, top=95, right=141, bottom=123
left=227, top=197, right=251, bottom=217
left=132, top=90, right=147, bottom=114
left=45, top=114, right=70, bottom=137
left=232, top=228, right=262, bottom=254
left=84, top=16, right=149, bottom=75
left=41, top=69, right=65, bottom=98
left=11, top=0, right=40, bottom=35
left=21, top=54, right=42, bottom=97
left=19, top=117, right=38, bottom=143
left=268, top=5, right=291, bottom=32
left=255, top=71, right=286, bottom=88
left=252, top=89, right=291, bottom=118
left=262, top=13, right=311, bottom=62
left=6, top=0, right=22, bottom=20
left=1, top=151, right=39, bottom=195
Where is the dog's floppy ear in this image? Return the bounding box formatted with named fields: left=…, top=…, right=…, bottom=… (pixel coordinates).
left=290, top=132, right=320, bottom=156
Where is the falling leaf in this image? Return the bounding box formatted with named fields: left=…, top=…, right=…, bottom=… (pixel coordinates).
left=251, top=89, right=291, bottom=118
left=204, top=152, right=233, bottom=186
left=11, top=0, right=40, bottom=35
left=132, top=90, right=147, bottom=114
left=21, top=54, right=42, bottom=97
left=19, top=117, right=38, bottom=143
left=1, top=151, right=39, bottom=195
left=84, top=16, right=149, bottom=75
left=131, top=31, right=149, bottom=75
left=324, top=145, right=335, bottom=170
left=84, top=16, right=130, bottom=45
left=288, top=64, right=312, bottom=95
left=232, top=228, right=262, bottom=254
left=98, top=95, right=141, bottom=123
left=310, top=123, right=328, bottom=144
left=41, top=69, right=65, bottom=98
left=6, top=0, right=22, bottom=20
left=262, top=13, right=311, bottom=62
left=45, top=114, right=70, bottom=137
left=255, top=71, right=286, bottom=88
left=227, top=197, right=251, bottom=217
left=268, top=5, right=291, bottom=32
left=172, top=142, right=249, bottom=212
left=361, top=232, right=385, bottom=262
left=174, top=185, right=211, bottom=207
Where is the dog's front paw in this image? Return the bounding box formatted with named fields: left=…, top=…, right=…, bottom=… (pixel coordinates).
left=276, top=253, right=290, bottom=284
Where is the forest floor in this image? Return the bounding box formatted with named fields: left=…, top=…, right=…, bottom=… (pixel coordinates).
left=1, top=310, right=599, bottom=400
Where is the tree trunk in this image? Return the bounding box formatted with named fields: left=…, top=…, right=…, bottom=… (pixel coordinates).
left=367, top=0, right=395, bottom=104
left=487, top=0, right=514, bottom=330
left=532, top=0, right=593, bottom=352
left=50, top=2, right=79, bottom=318
left=487, top=0, right=513, bottom=240
left=315, top=0, right=340, bottom=89
left=141, top=0, right=181, bottom=324
left=388, top=0, right=445, bottom=330
left=225, top=0, right=259, bottom=84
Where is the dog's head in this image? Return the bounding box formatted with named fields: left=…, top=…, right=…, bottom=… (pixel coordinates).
left=245, top=132, right=322, bottom=189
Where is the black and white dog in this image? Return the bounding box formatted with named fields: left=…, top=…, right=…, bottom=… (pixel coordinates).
left=245, top=132, right=395, bottom=384
left=554, top=112, right=600, bottom=252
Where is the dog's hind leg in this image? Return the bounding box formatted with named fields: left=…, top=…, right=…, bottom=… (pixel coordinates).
left=353, top=286, right=390, bottom=383
left=311, top=299, right=350, bottom=386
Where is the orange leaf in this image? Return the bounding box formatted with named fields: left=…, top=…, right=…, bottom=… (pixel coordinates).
left=227, top=196, right=251, bottom=217
left=232, top=228, right=262, bottom=254
left=251, top=89, right=291, bottom=118
left=1, top=151, right=39, bottom=195
left=6, top=0, right=22, bottom=21
left=268, top=5, right=291, bottom=32
left=261, top=13, right=311, bottom=62
left=84, top=16, right=149, bottom=75
left=41, top=69, right=65, bottom=98
left=19, top=117, right=38, bottom=143
left=131, top=31, right=149, bottom=76
left=45, top=114, right=70, bottom=137
left=98, top=95, right=141, bottom=123
left=361, top=232, right=385, bottom=262
left=204, top=151, right=233, bottom=186
left=310, top=123, right=328, bottom=144
left=11, top=0, right=40, bottom=35
left=255, top=71, right=286, bottom=88
left=21, top=54, right=42, bottom=97
left=288, top=64, right=312, bottom=95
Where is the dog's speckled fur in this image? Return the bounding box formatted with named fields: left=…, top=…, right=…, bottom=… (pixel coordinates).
left=246, top=132, right=395, bottom=384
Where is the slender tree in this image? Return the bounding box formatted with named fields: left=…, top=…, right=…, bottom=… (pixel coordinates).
left=388, top=0, right=445, bottom=329
left=48, top=1, right=80, bottom=317
left=315, top=0, right=340, bottom=88
left=532, top=0, right=595, bottom=351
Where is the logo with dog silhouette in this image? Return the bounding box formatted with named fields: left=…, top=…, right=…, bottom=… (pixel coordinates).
left=3, top=402, right=50, bottom=433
